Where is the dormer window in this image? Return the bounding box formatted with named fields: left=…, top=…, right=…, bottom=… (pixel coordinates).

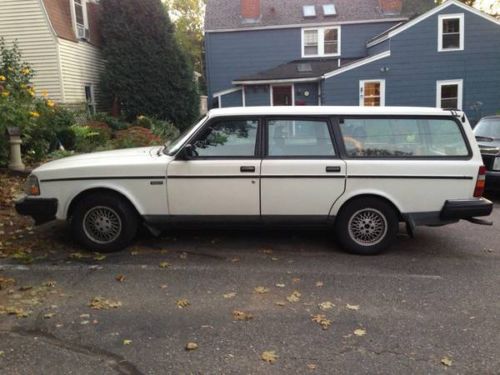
left=303, top=5, right=316, bottom=18
left=302, top=27, right=341, bottom=58
left=71, top=0, right=89, bottom=40
left=438, top=14, right=464, bottom=52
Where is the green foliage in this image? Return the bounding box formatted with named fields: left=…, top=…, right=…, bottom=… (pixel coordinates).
left=100, top=0, right=199, bottom=130
left=91, top=112, right=129, bottom=131
left=134, top=115, right=180, bottom=140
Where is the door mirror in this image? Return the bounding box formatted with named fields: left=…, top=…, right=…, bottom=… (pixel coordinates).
left=179, top=144, right=197, bottom=160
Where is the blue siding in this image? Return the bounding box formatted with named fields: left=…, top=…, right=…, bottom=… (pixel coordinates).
left=323, top=4, right=500, bottom=120
left=205, top=21, right=399, bottom=106
left=244, top=85, right=270, bottom=106
left=367, top=39, right=390, bottom=55
left=295, top=82, right=319, bottom=105
left=220, top=90, right=243, bottom=108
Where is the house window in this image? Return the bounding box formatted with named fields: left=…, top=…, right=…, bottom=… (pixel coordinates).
left=359, top=80, right=385, bottom=107
left=302, top=27, right=340, bottom=57
left=438, top=14, right=464, bottom=51
left=72, top=0, right=88, bottom=39
left=85, top=84, right=96, bottom=114
left=436, top=80, right=463, bottom=110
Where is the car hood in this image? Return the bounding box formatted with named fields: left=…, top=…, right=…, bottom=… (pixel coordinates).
left=33, top=146, right=171, bottom=177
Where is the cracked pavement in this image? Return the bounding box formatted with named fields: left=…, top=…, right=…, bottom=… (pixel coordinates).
left=0, top=194, right=499, bottom=374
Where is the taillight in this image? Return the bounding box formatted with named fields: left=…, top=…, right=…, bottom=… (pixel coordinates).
left=473, top=166, right=486, bottom=197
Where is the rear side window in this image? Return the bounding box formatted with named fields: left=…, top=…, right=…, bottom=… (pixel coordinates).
left=339, top=117, right=469, bottom=158
left=267, top=119, right=335, bottom=157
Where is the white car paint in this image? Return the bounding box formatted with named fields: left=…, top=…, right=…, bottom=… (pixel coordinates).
left=28, top=106, right=483, bottom=224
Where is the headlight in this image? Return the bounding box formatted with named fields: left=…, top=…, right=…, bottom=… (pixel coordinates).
left=494, top=157, right=500, bottom=171
left=24, top=175, right=40, bottom=196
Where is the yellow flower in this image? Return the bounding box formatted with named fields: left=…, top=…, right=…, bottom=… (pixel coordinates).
left=0, top=75, right=5, bottom=81
left=30, top=111, right=40, bottom=118
left=41, top=90, right=49, bottom=98
left=47, top=99, right=55, bottom=108
left=1, top=91, right=10, bottom=97
left=21, top=67, right=30, bottom=75
left=27, top=87, right=35, bottom=97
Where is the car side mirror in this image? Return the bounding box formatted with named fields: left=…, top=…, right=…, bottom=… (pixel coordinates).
left=179, top=144, right=197, bottom=160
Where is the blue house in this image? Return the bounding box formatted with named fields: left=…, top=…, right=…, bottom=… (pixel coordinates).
left=204, top=0, right=500, bottom=122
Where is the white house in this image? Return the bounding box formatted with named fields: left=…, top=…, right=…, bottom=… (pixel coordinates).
left=0, top=0, right=105, bottom=112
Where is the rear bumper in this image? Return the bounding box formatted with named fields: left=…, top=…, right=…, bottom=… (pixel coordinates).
left=485, top=170, right=500, bottom=191
left=15, top=196, right=58, bottom=225
left=440, top=198, right=493, bottom=221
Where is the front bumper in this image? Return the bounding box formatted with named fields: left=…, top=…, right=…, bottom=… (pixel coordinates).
left=440, top=198, right=493, bottom=221
left=15, top=196, right=58, bottom=225
left=485, top=170, right=500, bottom=191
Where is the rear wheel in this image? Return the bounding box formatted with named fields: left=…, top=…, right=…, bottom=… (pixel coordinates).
left=335, top=197, right=399, bottom=255
left=71, top=193, right=138, bottom=252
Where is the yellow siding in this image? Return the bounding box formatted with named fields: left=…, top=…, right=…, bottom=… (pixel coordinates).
left=0, top=0, right=62, bottom=101
left=58, top=38, right=104, bottom=107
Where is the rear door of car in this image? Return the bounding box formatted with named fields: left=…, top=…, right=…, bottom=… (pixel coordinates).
left=260, top=116, right=346, bottom=222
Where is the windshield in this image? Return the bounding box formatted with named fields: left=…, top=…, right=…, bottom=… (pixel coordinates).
left=164, top=116, right=208, bottom=155
left=474, top=118, right=500, bottom=139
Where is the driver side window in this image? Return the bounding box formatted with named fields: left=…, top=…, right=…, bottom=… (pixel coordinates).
left=193, top=119, right=259, bottom=157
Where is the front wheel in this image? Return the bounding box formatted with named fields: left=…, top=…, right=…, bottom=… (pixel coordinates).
left=335, top=198, right=399, bottom=255
left=71, top=193, right=138, bottom=252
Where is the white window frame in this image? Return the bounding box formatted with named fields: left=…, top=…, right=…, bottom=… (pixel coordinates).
left=436, top=79, right=463, bottom=110
left=301, top=26, right=341, bottom=58
left=359, top=79, right=385, bottom=107
left=438, top=14, right=464, bottom=52
left=70, top=0, right=89, bottom=39
left=270, top=84, right=295, bottom=106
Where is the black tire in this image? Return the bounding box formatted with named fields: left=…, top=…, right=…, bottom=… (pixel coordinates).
left=71, top=192, right=138, bottom=252
left=335, top=197, right=399, bottom=255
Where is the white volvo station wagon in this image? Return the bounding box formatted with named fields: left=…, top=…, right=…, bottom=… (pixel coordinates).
left=16, top=107, right=493, bottom=255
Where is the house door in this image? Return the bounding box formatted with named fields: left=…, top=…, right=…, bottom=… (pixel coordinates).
left=359, top=80, right=385, bottom=106
left=272, top=85, right=293, bottom=106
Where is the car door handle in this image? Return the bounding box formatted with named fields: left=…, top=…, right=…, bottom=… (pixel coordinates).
left=326, top=166, right=341, bottom=173
left=240, top=166, right=256, bottom=173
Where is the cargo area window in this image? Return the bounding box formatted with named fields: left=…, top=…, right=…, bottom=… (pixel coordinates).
left=438, top=14, right=464, bottom=51
left=339, top=117, right=469, bottom=158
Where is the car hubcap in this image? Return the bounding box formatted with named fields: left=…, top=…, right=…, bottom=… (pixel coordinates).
left=83, top=206, right=122, bottom=244
left=348, top=208, right=388, bottom=246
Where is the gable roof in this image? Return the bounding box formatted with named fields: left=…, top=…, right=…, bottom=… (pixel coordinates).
left=367, top=0, right=500, bottom=47
left=205, top=0, right=427, bottom=32
left=42, top=0, right=102, bottom=47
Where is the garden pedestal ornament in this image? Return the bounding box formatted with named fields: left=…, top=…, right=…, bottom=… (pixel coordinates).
left=6, top=127, right=25, bottom=172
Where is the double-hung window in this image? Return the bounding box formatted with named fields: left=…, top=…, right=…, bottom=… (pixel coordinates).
left=72, top=0, right=89, bottom=40
left=302, top=27, right=340, bottom=57
left=436, top=79, right=463, bottom=110
left=438, top=14, right=464, bottom=51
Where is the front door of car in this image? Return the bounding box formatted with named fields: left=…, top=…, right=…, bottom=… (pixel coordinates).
left=167, top=117, right=261, bottom=219
left=260, top=117, right=346, bottom=221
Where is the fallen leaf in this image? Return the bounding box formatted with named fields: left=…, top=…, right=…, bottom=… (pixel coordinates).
left=318, top=301, right=335, bottom=311
left=123, top=339, right=132, bottom=345
left=223, top=292, right=236, bottom=299
left=307, top=363, right=317, bottom=370
left=80, top=314, right=90, bottom=318
left=115, top=275, right=126, bottom=282
left=80, top=320, right=90, bottom=325
left=311, top=314, right=331, bottom=330
left=176, top=299, right=190, bottom=308
left=346, top=304, right=360, bottom=311
left=286, top=290, right=301, bottom=303
left=261, top=350, right=278, bottom=364
left=89, top=297, right=122, bottom=310
left=185, top=342, right=198, bottom=351
left=275, top=283, right=285, bottom=288
left=231, top=257, right=240, bottom=263
left=43, top=313, right=55, bottom=319
left=69, top=252, right=88, bottom=260
left=441, top=357, right=452, bottom=367
left=159, top=262, right=170, bottom=269
left=160, top=284, right=168, bottom=289
left=275, top=301, right=286, bottom=307
left=292, top=277, right=301, bottom=284
left=233, top=310, right=253, bottom=321
left=271, top=257, right=279, bottom=261
left=315, top=281, right=324, bottom=287
left=254, top=286, right=270, bottom=294
left=0, top=351, right=4, bottom=356
left=5, top=306, right=30, bottom=318
left=179, top=252, right=188, bottom=259
left=44, top=281, right=56, bottom=288
left=354, top=328, right=366, bottom=336
left=93, top=253, right=106, bottom=261
left=260, top=249, right=273, bottom=254
left=130, top=251, right=139, bottom=256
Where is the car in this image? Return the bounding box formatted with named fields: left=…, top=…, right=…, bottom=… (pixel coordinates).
left=473, top=115, right=500, bottom=192
left=15, top=106, right=493, bottom=255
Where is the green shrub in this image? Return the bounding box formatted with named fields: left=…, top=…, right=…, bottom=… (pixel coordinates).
left=133, top=115, right=180, bottom=141
left=71, top=125, right=103, bottom=153
left=113, top=126, right=162, bottom=149
left=92, top=112, right=129, bottom=131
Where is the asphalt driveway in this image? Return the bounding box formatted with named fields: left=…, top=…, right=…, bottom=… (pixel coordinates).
left=0, top=194, right=499, bottom=374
